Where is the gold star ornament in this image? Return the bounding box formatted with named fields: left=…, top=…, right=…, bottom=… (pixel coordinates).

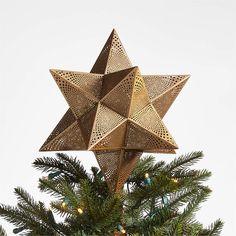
left=40, top=29, right=189, bottom=193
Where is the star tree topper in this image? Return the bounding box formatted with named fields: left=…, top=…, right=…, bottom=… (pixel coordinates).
left=40, top=29, right=189, bottom=193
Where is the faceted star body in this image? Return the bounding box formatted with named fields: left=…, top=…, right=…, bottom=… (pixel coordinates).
left=40, top=29, right=189, bottom=193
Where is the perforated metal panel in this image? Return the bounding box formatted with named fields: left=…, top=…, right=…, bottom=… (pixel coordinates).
left=131, top=104, right=176, bottom=147
left=50, top=70, right=100, bottom=118
left=143, top=75, right=189, bottom=118
left=52, top=70, right=103, bottom=99
left=95, top=150, right=142, bottom=192
left=91, top=29, right=132, bottom=74
left=88, top=103, right=126, bottom=149
left=40, top=29, right=189, bottom=193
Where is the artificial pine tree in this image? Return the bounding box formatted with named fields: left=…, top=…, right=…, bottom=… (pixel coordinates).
left=0, top=151, right=223, bottom=235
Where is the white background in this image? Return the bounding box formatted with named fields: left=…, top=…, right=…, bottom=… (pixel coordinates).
left=0, top=0, right=235, bottom=235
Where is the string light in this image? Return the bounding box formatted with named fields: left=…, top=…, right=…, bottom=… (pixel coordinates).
left=61, top=202, right=66, bottom=208
left=116, top=225, right=126, bottom=234
left=42, top=176, right=48, bottom=180
left=42, top=171, right=62, bottom=181
left=77, top=207, right=83, bottom=214
left=144, top=172, right=151, bottom=186
left=48, top=170, right=62, bottom=179
left=162, top=195, right=169, bottom=206
left=61, top=197, right=70, bottom=208
left=13, top=226, right=24, bottom=234
left=172, top=178, right=178, bottom=183
left=144, top=173, right=149, bottom=178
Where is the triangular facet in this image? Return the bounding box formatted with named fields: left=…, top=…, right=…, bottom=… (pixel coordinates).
left=94, top=149, right=142, bottom=193
left=91, top=29, right=132, bottom=74
left=40, top=108, right=76, bottom=151
left=88, top=103, right=125, bottom=149
left=94, top=150, right=121, bottom=192
left=125, top=121, right=176, bottom=150
left=115, top=150, right=142, bottom=192
left=131, top=104, right=177, bottom=148
left=101, top=68, right=136, bottom=117
left=91, top=121, right=127, bottom=151
left=143, top=75, right=189, bottom=100
left=51, top=70, right=103, bottom=99
left=143, top=75, right=189, bottom=118
left=50, top=70, right=98, bottom=118
left=128, top=68, right=150, bottom=117
left=90, top=30, right=114, bottom=74
left=100, top=67, right=135, bottom=98
left=40, top=122, right=86, bottom=151
left=106, top=29, right=132, bottom=74
left=152, top=78, right=189, bottom=118
left=78, top=104, right=98, bottom=148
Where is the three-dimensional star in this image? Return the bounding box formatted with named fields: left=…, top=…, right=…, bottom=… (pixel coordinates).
left=40, top=29, right=189, bottom=193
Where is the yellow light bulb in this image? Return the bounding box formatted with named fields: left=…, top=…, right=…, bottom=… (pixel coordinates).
left=172, top=178, right=178, bottom=183
left=121, top=229, right=126, bottom=234
left=42, top=176, right=48, bottom=180
left=77, top=208, right=83, bottom=214
left=144, top=173, right=149, bottom=178
left=61, top=202, right=66, bottom=208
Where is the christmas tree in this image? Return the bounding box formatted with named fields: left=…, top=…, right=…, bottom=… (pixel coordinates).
left=0, top=152, right=223, bottom=235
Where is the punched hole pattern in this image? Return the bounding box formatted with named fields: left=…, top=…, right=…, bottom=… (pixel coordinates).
left=95, top=151, right=121, bottom=192
left=144, top=75, right=187, bottom=100
left=106, top=33, right=132, bottom=73
left=101, top=71, right=135, bottom=117
left=54, top=75, right=97, bottom=118
left=89, top=104, right=125, bottom=147
left=44, top=123, right=86, bottom=151
left=54, top=70, right=103, bottom=99
left=131, top=104, right=175, bottom=145
left=127, top=122, right=174, bottom=150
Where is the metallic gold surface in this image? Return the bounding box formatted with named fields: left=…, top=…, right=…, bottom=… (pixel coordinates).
left=40, top=29, right=189, bottom=193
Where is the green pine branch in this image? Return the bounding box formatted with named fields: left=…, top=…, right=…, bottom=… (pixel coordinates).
left=199, top=219, right=224, bottom=235
left=0, top=225, right=7, bottom=236
left=33, top=153, right=90, bottom=183
left=0, top=151, right=223, bottom=235
left=165, top=151, right=203, bottom=172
